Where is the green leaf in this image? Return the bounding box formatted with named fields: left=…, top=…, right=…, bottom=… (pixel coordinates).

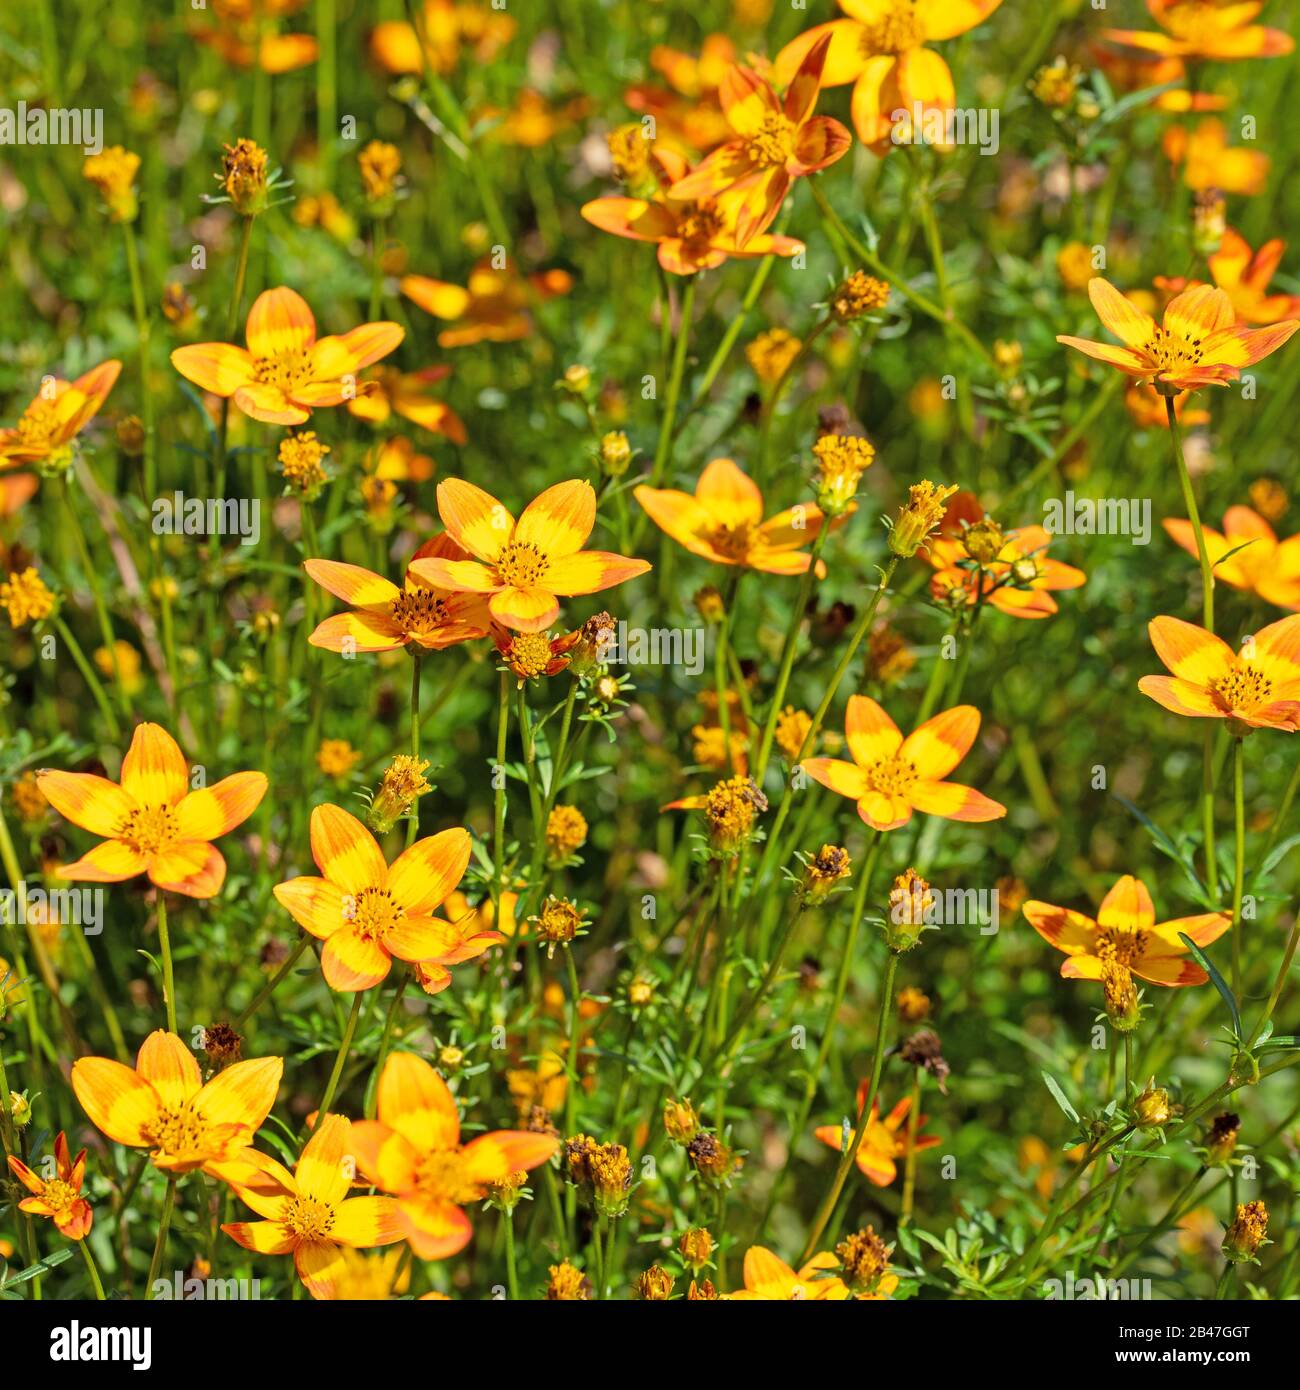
left=1178, top=933, right=1240, bottom=1037
left=1112, top=794, right=1211, bottom=906
left=0, top=1247, right=73, bottom=1289
left=1041, top=1070, right=1080, bottom=1125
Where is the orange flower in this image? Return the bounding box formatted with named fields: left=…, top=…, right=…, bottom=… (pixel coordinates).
left=1091, top=47, right=1225, bottom=113
left=1124, top=382, right=1210, bottom=430
left=72, top=1029, right=282, bottom=1173
left=273, top=803, right=477, bottom=991
left=348, top=1052, right=558, bottom=1258
left=409, top=477, right=650, bottom=633
left=195, top=0, right=319, bottom=74
left=802, top=696, right=1006, bottom=831
left=1163, top=119, right=1269, bottom=195
left=304, top=534, right=491, bottom=653
left=218, top=1113, right=401, bottom=1299
left=1024, top=875, right=1231, bottom=986
left=814, top=1087, right=940, bottom=1186
left=774, top=0, right=1004, bottom=153
left=1204, top=229, right=1300, bottom=324
left=37, top=722, right=267, bottom=899
left=1164, top=507, right=1300, bottom=611
left=1103, top=0, right=1293, bottom=62
left=1057, top=278, right=1298, bottom=391
left=0, top=360, right=121, bottom=471
left=668, top=35, right=851, bottom=246
left=1138, top=613, right=1300, bottom=729
left=369, top=0, right=515, bottom=77
left=634, top=458, right=842, bottom=575
left=401, top=258, right=572, bottom=348
left=582, top=147, right=805, bottom=276
left=0, top=474, right=38, bottom=516
left=346, top=365, right=467, bottom=444
left=480, top=89, right=591, bottom=147
left=170, top=286, right=403, bottom=425
left=728, top=1246, right=849, bottom=1300
left=926, top=491, right=1085, bottom=619
left=624, top=35, right=738, bottom=152
left=7, top=1132, right=93, bottom=1240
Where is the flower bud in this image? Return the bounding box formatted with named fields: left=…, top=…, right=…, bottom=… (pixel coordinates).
left=888, top=482, right=958, bottom=558
left=1222, top=1200, right=1268, bottom=1264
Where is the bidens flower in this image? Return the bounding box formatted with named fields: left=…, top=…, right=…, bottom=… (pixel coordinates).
left=348, top=1052, right=558, bottom=1258
left=37, top=722, right=267, bottom=898
left=1137, top=613, right=1300, bottom=729
left=1057, top=278, right=1299, bottom=392
left=72, top=1029, right=282, bottom=1173
left=7, top=1132, right=93, bottom=1240
left=410, top=477, right=650, bottom=633
left=0, top=361, right=121, bottom=474
left=1103, top=0, right=1293, bottom=62
left=636, top=458, right=844, bottom=575
left=401, top=258, right=571, bottom=348
left=274, top=804, right=476, bottom=992
left=1024, top=874, right=1231, bottom=986
left=729, top=1245, right=849, bottom=1300
left=802, top=696, right=1006, bottom=831
left=814, top=1087, right=940, bottom=1187
left=171, top=286, right=404, bottom=425
left=218, top=1114, right=401, bottom=1300
left=1163, top=506, right=1300, bottom=611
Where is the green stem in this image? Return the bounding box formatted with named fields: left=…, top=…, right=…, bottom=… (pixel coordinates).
left=407, top=653, right=423, bottom=848
left=145, top=1175, right=177, bottom=1297
left=315, top=990, right=364, bottom=1125
left=156, top=895, right=176, bottom=1035
left=235, top=933, right=311, bottom=1029
left=1231, top=736, right=1245, bottom=999
left=80, top=1239, right=107, bottom=1300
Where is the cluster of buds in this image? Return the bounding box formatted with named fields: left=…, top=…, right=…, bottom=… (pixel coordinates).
left=663, top=1097, right=699, bottom=1145
left=484, top=1169, right=529, bottom=1215
left=278, top=431, right=331, bottom=499
left=201, top=1023, right=242, bottom=1070
left=1101, top=959, right=1140, bottom=1033
left=702, top=775, right=767, bottom=855
left=796, top=844, right=851, bottom=906
left=886, top=868, right=934, bottom=952
left=1221, top=1200, right=1269, bottom=1264
left=83, top=146, right=140, bottom=223
left=606, top=123, right=658, bottom=198
left=685, top=1130, right=742, bottom=1191
left=1028, top=56, right=1090, bottom=114
left=0, top=568, right=57, bottom=630
left=888, top=482, right=958, bottom=558
left=992, top=339, right=1024, bottom=379
left=546, top=1261, right=592, bottom=1299
left=358, top=140, right=403, bottom=210
left=559, top=363, right=592, bottom=396
left=746, top=327, right=801, bottom=386
left=897, top=985, right=931, bottom=1022
left=836, top=1226, right=892, bottom=1296
left=532, top=895, right=585, bottom=959
left=598, top=429, right=633, bottom=478
left=812, top=433, right=874, bottom=516
left=366, top=754, right=431, bottom=834
left=678, top=1226, right=714, bottom=1276
left=545, top=805, right=588, bottom=865
left=831, top=270, right=889, bottom=322
left=497, top=628, right=580, bottom=684
left=774, top=705, right=813, bottom=763
left=1133, top=1081, right=1172, bottom=1130
left=219, top=138, right=271, bottom=217
left=567, top=611, right=617, bottom=678
left=635, top=1265, right=674, bottom=1300
left=564, top=1134, right=634, bottom=1219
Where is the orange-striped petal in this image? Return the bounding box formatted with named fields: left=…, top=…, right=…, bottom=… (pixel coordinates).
left=310, top=803, right=387, bottom=893
left=1148, top=615, right=1235, bottom=683
left=274, top=876, right=351, bottom=940
left=197, top=1055, right=283, bottom=1131
left=246, top=287, right=316, bottom=359
left=169, top=343, right=257, bottom=397
left=1097, top=875, right=1155, bottom=931
left=396, top=1194, right=474, bottom=1260
left=321, top=928, right=391, bottom=991
left=295, top=1239, right=346, bottom=1300
left=120, top=722, right=189, bottom=806
left=1022, top=901, right=1098, bottom=955
left=436, top=478, right=513, bottom=562
left=844, top=694, right=903, bottom=766
left=58, top=839, right=148, bottom=883
left=386, top=828, right=472, bottom=915
left=900, top=705, right=980, bottom=780
left=695, top=458, right=763, bottom=528
left=1137, top=674, right=1226, bottom=718
left=309, top=612, right=409, bottom=652
left=222, top=1220, right=296, bottom=1256
left=72, top=1057, right=160, bottom=1146
left=310, top=323, right=404, bottom=379
left=174, top=772, right=267, bottom=841
left=462, top=1130, right=559, bottom=1183
left=514, top=479, right=596, bottom=557
left=908, top=781, right=1006, bottom=821
left=332, top=1194, right=403, bottom=1248
left=296, top=1113, right=353, bottom=1205
left=801, top=756, right=870, bottom=800
left=148, top=841, right=227, bottom=898
left=36, top=770, right=137, bottom=835
left=400, top=276, right=472, bottom=321
left=303, top=559, right=401, bottom=609
left=488, top=586, right=560, bottom=632
left=544, top=551, right=652, bottom=596
left=378, top=1051, right=460, bottom=1151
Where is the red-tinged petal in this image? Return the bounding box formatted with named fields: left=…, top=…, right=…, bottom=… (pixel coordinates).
left=1055, top=335, right=1151, bottom=374
left=514, top=478, right=596, bottom=557
left=801, top=756, right=870, bottom=800
left=461, top=1131, right=559, bottom=1183
left=581, top=196, right=677, bottom=243
left=1137, top=674, right=1226, bottom=718
left=633, top=486, right=728, bottom=562
left=1253, top=612, right=1300, bottom=682
left=397, top=1195, right=474, bottom=1260
left=544, top=551, right=652, bottom=596
left=321, top=928, right=391, bottom=992
left=246, top=287, right=316, bottom=359
left=169, top=343, right=257, bottom=397
left=849, top=53, right=900, bottom=148
left=197, top=1055, right=282, bottom=1132
left=72, top=1057, right=160, bottom=1146
left=1148, top=910, right=1232, bottom=952
left=385, top=915, right=467, bottom=964
left=120, top=722, right=188, bottom=806
left=174, top=772, right=267, bottom=842
left=668, top=143, right=761, bottom=202
left=1097, top=875, right=1156, bottom=931
left=7, top=1155, right=44, bottom=1195
left=56, top=1200, right=93, bottom=1241
left=488, top=586, right=560, bottom=632
left=406, top=555, right=500, bottom=594
left=1088, top=277, right=1160, bottom=350
left=348, top=1120, right=418, bottom=1192
left=222, top=1220, right=295, bottom=1256
left=773, top=20, right=867, bottom=87
left=1022, top=901, right=1099, bottom=955
left=908, top=780, right=1006, bottom=821
left=148, top=841, right=227, bottom=898
left=792, top=115, right=852, bottom=174
left=857, top=791, right=913, bottom=832
left=400, top=275, right=472, bottom=321
left=386, top=828, right=472, bottom=915
left=718, top=62, right=781, bottom=135
left=58, top=839, right=148, bottom=883
left=1164, top=283, right=1235, bottom=341
left=310, top=803, right=387, bottom=892
left=308, top=611, right=408, bottom=653
left=844, top=693, right=903, bottom=766
left=303, top=559, right=401, bottom=609
left=783, top=32, right=832, bottom=123
left=232, top=382, right=311, bottom=425
left=136, top=1030, right=203, bottom=1109
left=295, top=1240, right=346, bottom=1300
left=742, top=1245, right=797, bottom=1295
left=378, top=1051, right=460, bottom=1150
left=68, top=359, right=122, bottom=414
left=331, top=1194, right=403, bottom=1248
left=988, top=587, right=1059, bottom=618
left=1131, top=954, right=1208, bottom=986
left=310, top=323, right=404, bottom=379
left=1148, top=614, right=1235, bottom=682
left=899, top=704, right=979, bottom=779
left=436, top=477, right=513, bottom=562
left=274, top=876, right=350, bottom=940
left=893, top=45, right=956, bottom=124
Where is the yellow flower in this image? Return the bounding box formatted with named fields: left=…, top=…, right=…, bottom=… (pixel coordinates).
left=221, top=137, right=269, bottom=216
left=1056, top=241, right=1095, bottom=292
left=83, top=146, right=140, bottom=222
left=831, top=271, right=889, bottom=322
left=1, top=568, right=56, bottom=628
left=545, top=805, right=588, bottom=863
left=315, top=739, right=361, bottom=779
left=888, top=482, right=959, bottom=558
left=358, top=140, right=403, bottom=204
left=278, top=431, right=330, bottom=496
left=746, top=327, right=802, bottom=385
left=812, top=434, right=873, bottom=515
left=93, top=640, right=143, bottom=696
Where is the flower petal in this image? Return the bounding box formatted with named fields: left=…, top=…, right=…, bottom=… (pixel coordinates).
left=908, top=780, right=1006, bottom=821
left=197, top=1055, right=283, bottom=1132
left=377, top=1051, right=460, bottom=1151
left=461, top=1130, right=559, bottom=1183
left=801, top=756, right=870, bottom=800
left=147, top=841, right=227, bottom=898
left=36, top=770, right=137, bottom=836
left=1148, top=615, right=1235, bottom=683
left=544, top=551, right=652, bottom=596
left=71, top=1057, right=159, bottom=1146
left=58, top=839, right=148, bottom=883
left=246, top=287, right=317, bottom=359
left=331, top=1194, right=403, bottom=1248
left=844, top=694, right=903, bottom=766
left=274, top=876, right=351, bottom=940
left=386, top=828, right=472, bottom=915
left=436, top=478, right=513, bottom=562
left=488, top=586, right=559, bottom=632
left=513, top=479, right=596, bottom=557
left=174, top=772, right=267, bottom=841
left=321, top=929, right=391, bottom=991
left=169, top=344, right=257, bottom=397
left=136, top=1029, right=203, bottom=1108
left=120, top=723, right=189, bottom=806
left=310, top=803, right=387, bottom=893
left=900, top=705, right=980, bottom=780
